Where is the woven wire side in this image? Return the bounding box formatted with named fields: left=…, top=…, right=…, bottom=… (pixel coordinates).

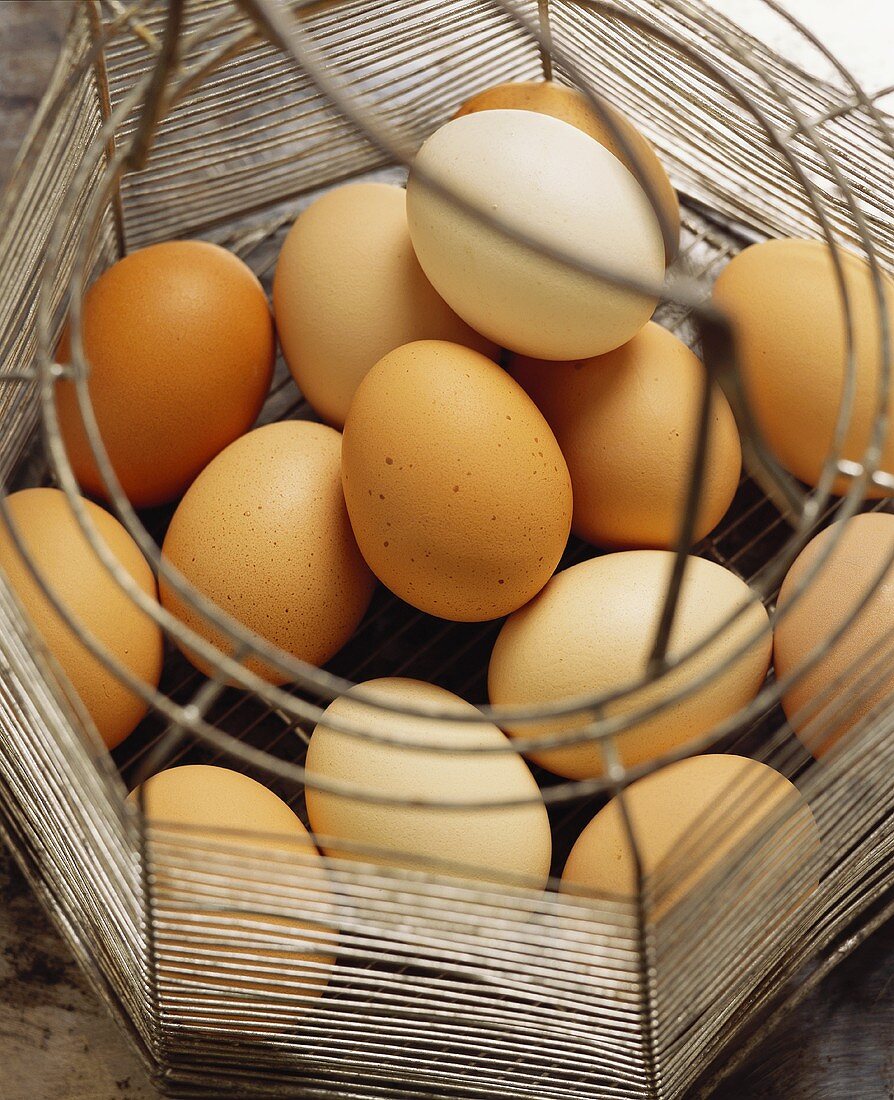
left=552, top=0, right=894, bottom=265
left=0, top=0, right=155, bottom=1075
left=101, top=0, right=544, bottom=248
left=147, top=833, right=650, bottom=1098
left=0, top=6, right=121, bottom=479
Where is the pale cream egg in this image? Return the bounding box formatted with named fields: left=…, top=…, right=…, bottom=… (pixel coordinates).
left=406, top=110, right=664, bottom=360
left=305, top=678, right=552, bottom=887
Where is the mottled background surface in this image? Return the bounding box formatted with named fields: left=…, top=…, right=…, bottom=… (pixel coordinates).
left=0, top=1, right=892, bottom=1097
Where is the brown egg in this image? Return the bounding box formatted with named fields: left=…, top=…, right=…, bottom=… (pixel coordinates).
left=305, top=678, right=552, bottom=886
left=56, top=241, right=275, bottom=508
left=132, top=765, right=335, bottom=1020
left=774, top=512, right=894, bottom=756
left=0, top=488, right=163, bottom=749
left=273, top=182, right=497, bottom=428
left=454, top=79, right=680, bottom=262
left=712, top=239, right=894, bottom=497
left=161, top=421, right=375, bottom=683
left=341, top=340, right=572, bottom=621
left=511, top=323, right=741, bottom=550
left=488, top=552, right=771, bottom=778
left=561, top=755, right=819, bottom=919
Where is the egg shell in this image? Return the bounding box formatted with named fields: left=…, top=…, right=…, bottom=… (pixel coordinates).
left=56, top=240, right=275, bottom=508
left=305, top=678, right=552, bottom=886
left=511, top=323, right=741, bottom=550
left=774, top=512, right=894, bottom=756
left=273, top=182, right=497, bottom=428
left=161, top=420, right=375, bottom=683
left=132, top=765, right=334, bottom=1014
left=561, top=754, right=819, bottom=919
left=341, top=340, right=572, bottom=621
left=454, top=80, right=680, bottom=262
left=712, top=239, right=894, bottom=497
left=406, top=110, right=664, bottom=360
left=0, top=488, right=162, bottom=750
left=488, top=552, right=771, bottom=778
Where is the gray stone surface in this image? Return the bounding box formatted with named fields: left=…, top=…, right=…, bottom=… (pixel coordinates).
left=0, top=2, right=892, bottom=1099
left=0, top=0, right=68, bottom=189
left=0, top=851, right=155, bottom=1099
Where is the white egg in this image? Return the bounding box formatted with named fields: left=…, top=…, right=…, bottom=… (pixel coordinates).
left=406, top=110, right=664, bottom=360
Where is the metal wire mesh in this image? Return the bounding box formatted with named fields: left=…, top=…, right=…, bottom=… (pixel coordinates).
left=0, top=0, right=893, bottom=1097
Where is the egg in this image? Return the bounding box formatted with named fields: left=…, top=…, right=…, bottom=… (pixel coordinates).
left=0, top=488, right=162, bottom=749
left=511, top=323, right=741, bottom=550
left=305, top=678, right=551, bottom=886
left=406, top=110, right=664, bottom=360
left=341, top=340, right=572, bottom=621
left=454, top=80, right=679, bottom=262
left=561, top=755, right=819, bottom=918
left=774, top=512, right=894, bottom=756
left=161, top=421, right=374, bottom=683
left=132, top=765, right=334, bottom=1016
left=56, top=240, right=275, bottom=508
left=272, top=182, right=497, bottom=428
left=488, top=552, right=771, bottom=778
left=712, top=239, right=894, bottom=497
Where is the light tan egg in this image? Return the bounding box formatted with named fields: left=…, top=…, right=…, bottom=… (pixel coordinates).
left=132, top=765, right=334, bottom=1019
left=774, top=512, right=894, bottom=756
left=561, top=755, right=819, bottom=919
left=712, top=239, right=894, bottom=497
left=488, top=552, right=771, bottom=779
left=454, top=80, right=680, bottom=262
left=273, top=182, right=497, bottom=428
left=56, top=240, right=275, bottom=508
left=161, top=421, right=375, bottom=683
left=0, top=488, right=162, bottom=750
left=511, top=323, right=741, bottom=550
left=406, top=110, right=664, bottom=360
left=305, top=678, right=551, bottom=886
left=341, top=340, right=572, bottom=621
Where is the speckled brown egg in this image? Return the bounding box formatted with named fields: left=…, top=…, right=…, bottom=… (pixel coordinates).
left=712, top=239, right=894, bottom=496
left=454, top=79, right=680, bottom=262
left=774, top=512, right=894, bottom=756
left=56, top=240, right=275, bottom=508
left=131, top=765, right=335, bottom=1019
left=511, top=323, right=741, bottom=550
left=305, top=678, right=551, bottom=886
left=161, top=421, right=375, bottom=683
left=561, top=755, right=819, bottom=919
left=0, top=488, right=163, bottom=749
left=341, top=340, right=572, bottom=621
left=273, top=182, right=497, bottom=428
left=488, top=552, right=771, bottom=778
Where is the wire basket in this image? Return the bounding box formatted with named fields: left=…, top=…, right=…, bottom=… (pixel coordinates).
left=0, top=0, right=893, bottom=1096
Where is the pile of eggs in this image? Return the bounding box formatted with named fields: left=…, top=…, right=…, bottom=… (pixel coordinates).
left=4, top=78, right=893, bottom=980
